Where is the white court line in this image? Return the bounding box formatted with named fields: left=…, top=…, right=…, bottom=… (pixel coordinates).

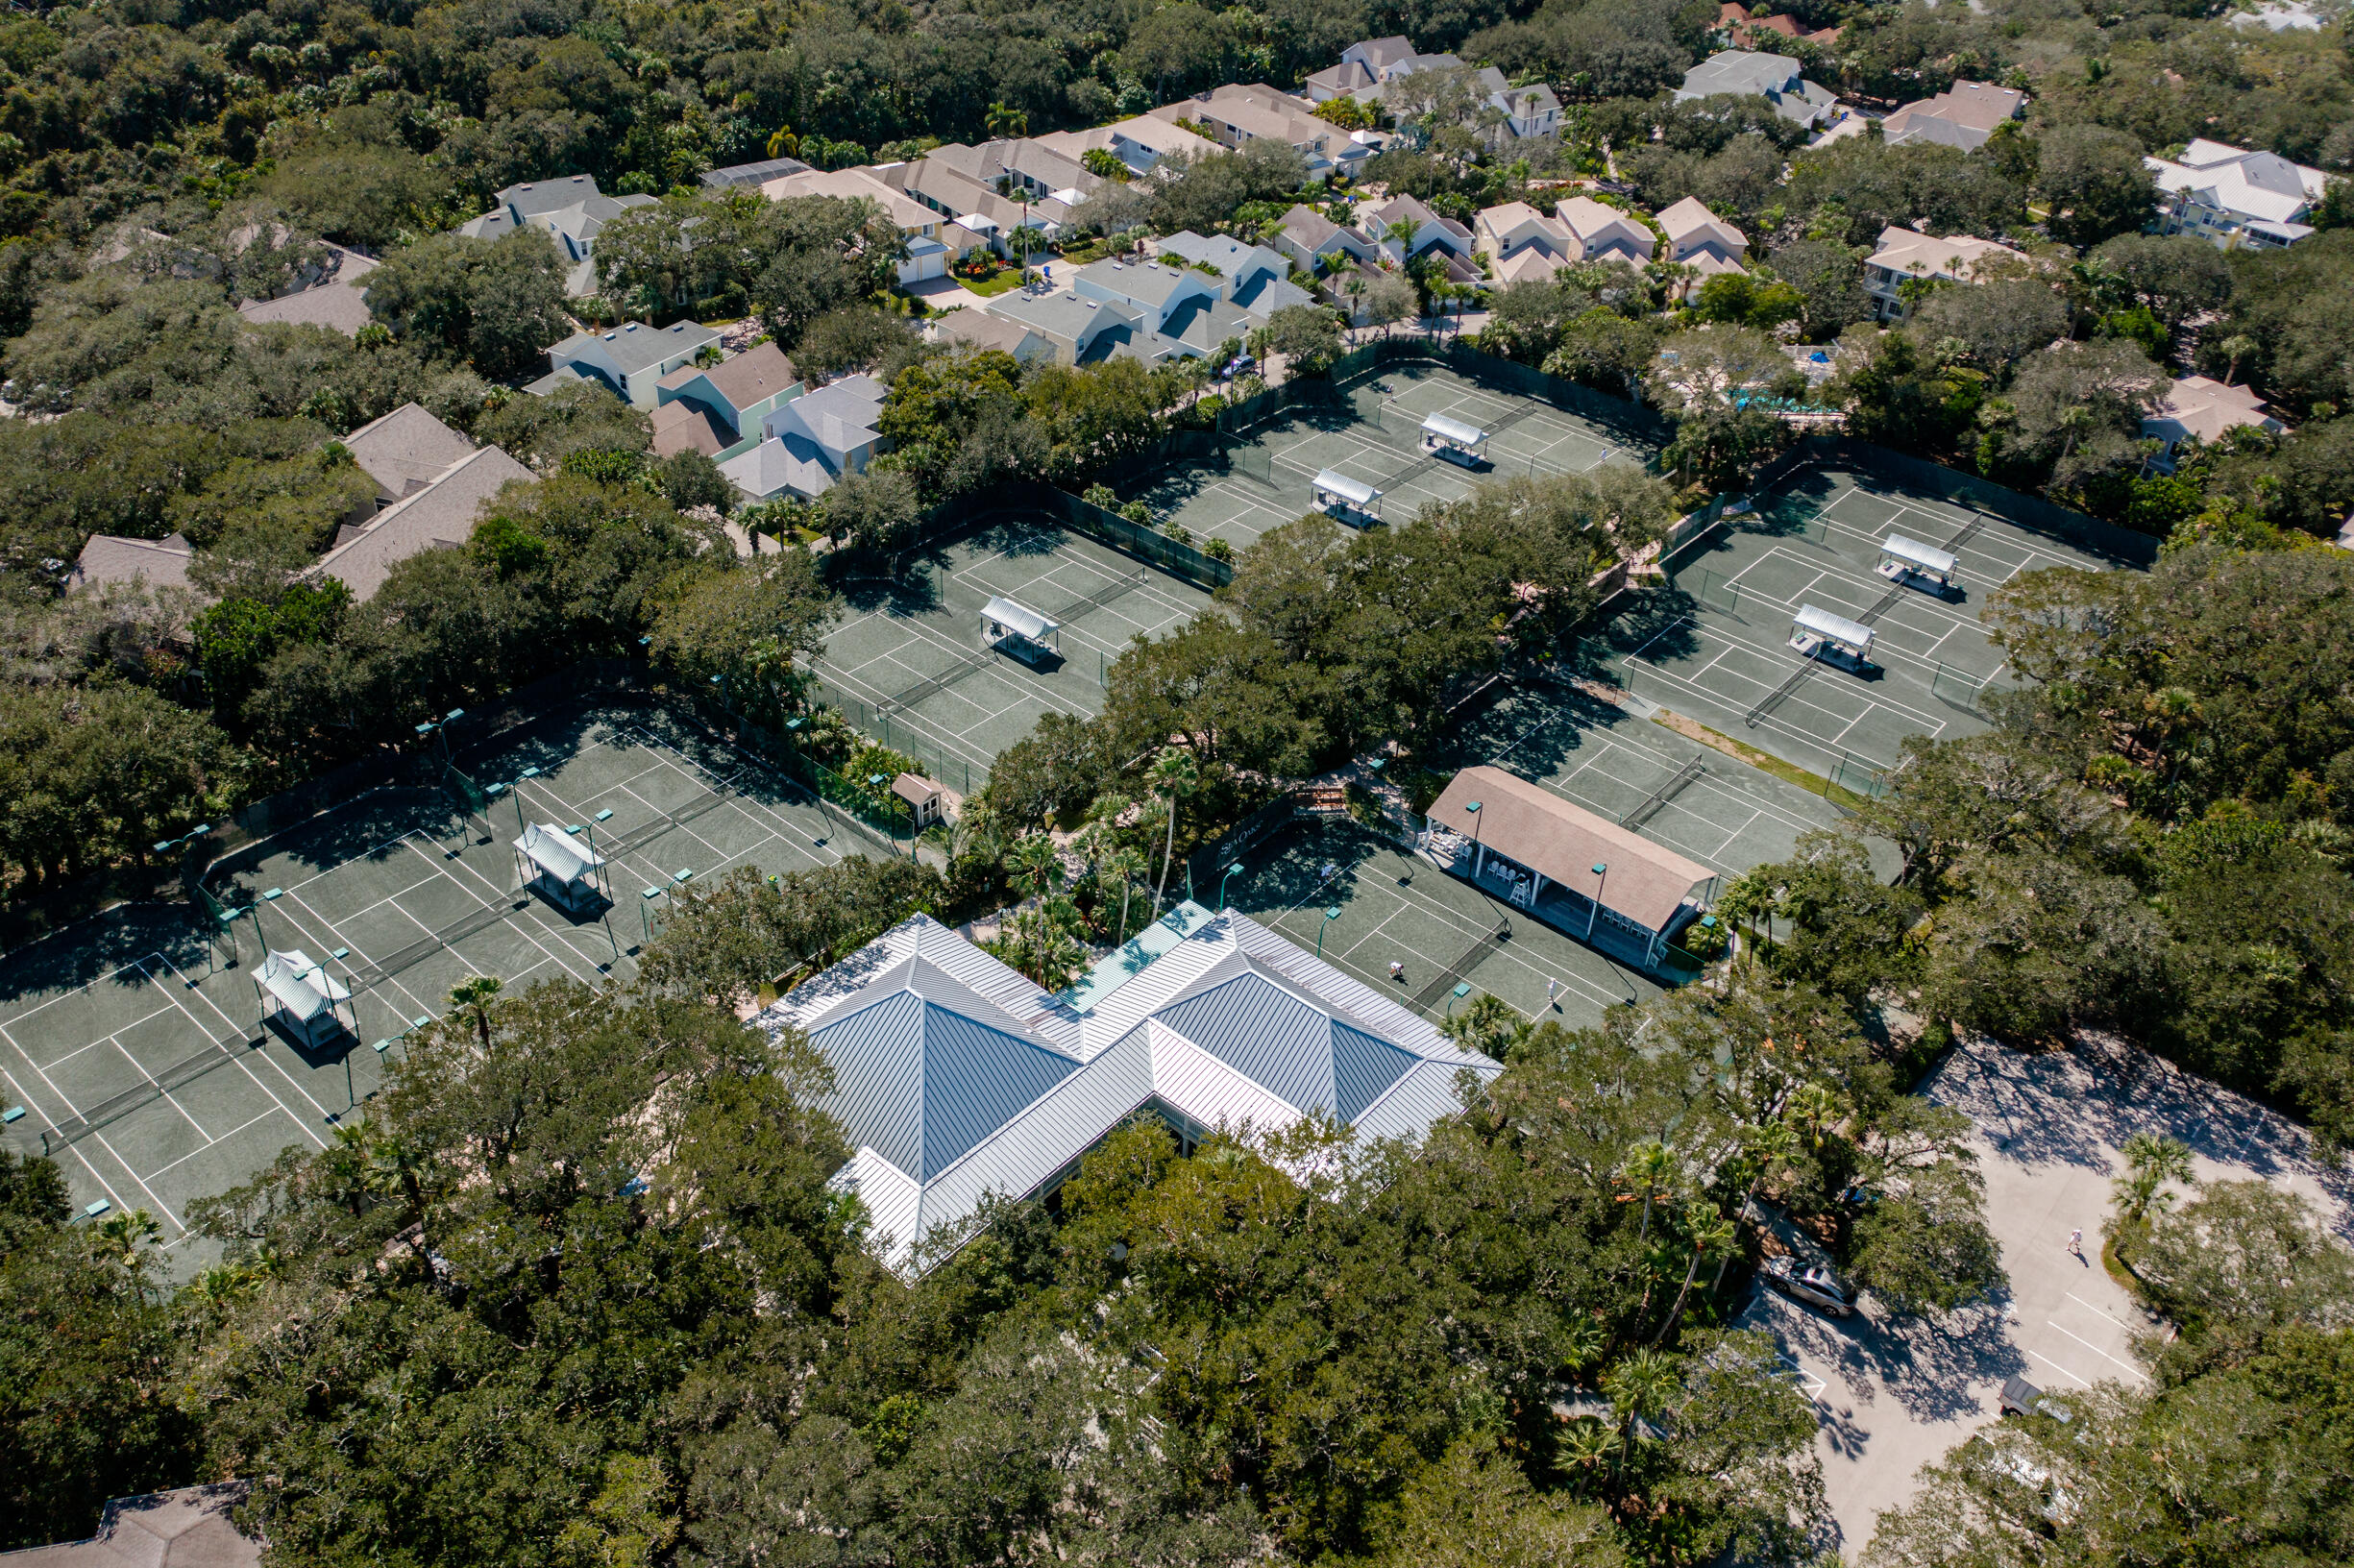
left=2066, top=1291, right=2139, bottom=1332
left=2046, top=1320, right=2147, bottom=1382
left=144, top=1107, right=292, bottom=1181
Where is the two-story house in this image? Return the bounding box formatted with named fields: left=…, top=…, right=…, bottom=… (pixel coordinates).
left=1475, top=199, right=1655, bottom=283
left=2146, top=139, right=2330, bottom=250
left=722, top=374, right=891, bottom=502
left=530, top=320, right=725, bottom=407
left=980, top=289, right=1166, bottom=366
left=1073, top=258, right=1259, bottom=355
left=1656, top=197, right=1748, bottom=295
left=652, top=342, right=804, bottom=460
left=1675, top=50, right=1840, bottom=130
left=459, top=176, right=658, bottom=296
left=1272, top=205, right=1381, bottom=274
left=1149, top=86, right=1372, bottom=183
left=1878, top=81, right=2027, bottom=152
left=761, top=166, right=988, bottom=282
left=1154, top=232, right=1317, bottom=317
left=1860, top=226, right=2029, bottom=320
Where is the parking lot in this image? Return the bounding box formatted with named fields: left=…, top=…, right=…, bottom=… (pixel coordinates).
left=810, top=521, right=1210, bottom=789
left=1129, top=358, right=1659, bottom=551
left=1595, top=467, right=2140, bottom=790
left=1741, top=1029, right=2354, bottom=1556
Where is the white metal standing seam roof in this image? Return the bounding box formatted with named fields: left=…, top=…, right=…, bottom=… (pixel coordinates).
left=981, top=597, right=1059, bottom=643
left=515, top=822, right=602, bottom=884
left=258, top=949, right=349, bottom=1021
left=1879, top=534, right=1956, bottom=576
left=1794, top=602, right=1875, bottom=650
left=765, top=908, right=1500, bottom=1272
left=1314, top=470, right=1381, bottom=507
left=1421, top=412, right=1486, bottom=446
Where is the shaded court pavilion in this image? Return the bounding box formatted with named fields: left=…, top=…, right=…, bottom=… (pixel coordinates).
left=1421, top=766, right=1719, bottom=972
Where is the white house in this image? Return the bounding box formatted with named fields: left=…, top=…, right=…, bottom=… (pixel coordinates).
left=1305, top=39, right=1563, bottom=142
left=1656, top=197, right=1748, bottom=294
left=1675, top=50, right=1840, bottom=130
left=1361, top=193, right=1477, bottom=267
left=459, top=176, right=658, bottom=296
left=2146, top=138, right=2331, bottom=250
left=763, top=905, right=1503, bottom=1275
left=530, top=319, right=725, bottom=408
left=1860, top=226, right=2029, bottom=320
left=1154, top=231, right=1317, bottom=316
left=723, top=373, right=890, bottom=502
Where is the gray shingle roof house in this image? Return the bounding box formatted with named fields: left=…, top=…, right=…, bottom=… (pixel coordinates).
left=3, top=1484, right=258, bottom=1568
left=235, top=241, right=378, bottom=335
left=70, top=532, right=196, bottom=595
left=765, top=906, right=1502, bottom=1273
left=529, top=320, right=725, bottom=407
left=343, top=402, right=479, bottom=503
left=309, top=440, right=533, bottom=600
left=1675, top=50, right=1840, bottom=128
left=652, top=341, right=802, bottom=458
left=1154, top=231, right=1315, bottom=316
left=1878, top=81, right=2027, bottom=152
left=721, top=373, right=889, bottom=502
left=982, top=288, right=1164, bottom=366
left=459, top=176, right=659, bottom=295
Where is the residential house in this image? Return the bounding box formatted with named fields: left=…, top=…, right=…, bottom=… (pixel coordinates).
left=1073, top=257, right=1258, bottom=355
left=1272, top=204, right=1379, bottom=274
left=1713, top=4, right=1842, bottom=50
left=929, top=306, right=1058, bottom=362
left=886, top=140, right=1099, bottom=253
left=343, top=403, right=480, bottom=506
left=7, top=1483, right=260, bottom=1568
left=70, top=533, right=197, bottom=596
left=721, top=374, right=889, bottom=503
left=1675, top=50, right=1840, bottom=130
left=458, top=175, right=658, bottom=296
left=1877, top=81, right=2027, bottom=153
left=1656, top=196, right=1748, bottom=293
left=978, top=288, right=1165, bottom=366
left=1474, top=199, right=1653, bottom=283
left=1361, top=193, right=1477, bottom=267
left=2146, top=138, right=2330, bottom=250
left=236, top=241, right=378, bottom=335
left=1155, top=231, right=1317, bottom=315
left=700, top=156, right=812, bottom=190
left=761, top=165, right=986, bottom=282
left=528, top=320, right=725, bottom=407
left=1861, top=226, right=2028, bottom=319
left=309, top=443, right=533, bottom=600
left=1148, top=86, right=1371, bottom=183
left=1557, top=197, right=1655, bottom=267
left=762, top=905, right=1503, bottom=1274
left=1033, top=115, right=1220, bottom=178
left=1307, top=39, right=1563, bottom=143
left=2141, top=375, right=2287, bottom=470
left=652, top=341, right=802, bottom=459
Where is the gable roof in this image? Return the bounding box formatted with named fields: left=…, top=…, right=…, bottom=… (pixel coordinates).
left=2145, top=375, right=2285, bottom=444
left=71, top=533, right=196, bottom=595
left=658, top=340, right=797, bottom=413
left=552, top=319, right=723, bottom=378
left=1427, top=766, right=1715, bottom=931
left=309, top=445, right=532, bottom=600
left=652, top=399, right=735, bottom=459
left=1656, top=196, right=1747, bottom=254
left=342, top=403, right=478, bottom=502
left=236, top=242, right=378, bottom=335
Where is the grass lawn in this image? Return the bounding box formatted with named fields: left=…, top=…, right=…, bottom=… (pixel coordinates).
left=960, top=269, right=1028, bottom=298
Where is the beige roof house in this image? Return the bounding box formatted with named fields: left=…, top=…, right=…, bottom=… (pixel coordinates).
left=1557, top=197, right=1655, bottom=267
left=342, top=403, right=480, bottom=503
left=70, top=532, right=197, bottom=595
left=4, top=1484, right=259, bottom=1568
left=236, top=241, right=378, bottom=335
left=1878, top=81, right=2027, bottom=152
left=1862, top=226, right=2028, bottom=318
left=1656, top=196, right=1747, bottom=291
left=2142, top=375, right=2286, bottom=468
left=309, top=444, right=532, bottom=600
left=1426, top=767, right=1716, bottom=937
left=1033, top=114, right=1218, bottom=177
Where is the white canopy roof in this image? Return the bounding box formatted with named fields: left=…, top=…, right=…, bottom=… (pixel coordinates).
left=515, top=821, right=602, bottom=885
left=1880, top=533, right=1957, bottom=576
left=982, top=596, right=1059, bottom=643
left=1313, top=469, right=1381, bottom=507
left=258, top=948, right=350, bottom=1021
left=1421, top=412, right=1487, bottom=446
left=1794, top=602, right=1875, bottom=651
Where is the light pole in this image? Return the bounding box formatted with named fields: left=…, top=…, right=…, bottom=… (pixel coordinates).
left=1316, top=905, right=1340, bottom=958
left=1218, top=862, right=1243, bottom=911
left=1587, top=861, right=1607, bottom=940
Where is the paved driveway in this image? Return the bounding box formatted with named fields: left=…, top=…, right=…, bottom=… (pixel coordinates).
left=1739, top=1031, right=2354, bottom=1557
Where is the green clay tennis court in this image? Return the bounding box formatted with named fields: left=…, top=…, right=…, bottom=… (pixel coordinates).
left=1590, top=465, right=2143, bottom=791
left=1131, top=358, right=1660, bottom=552
left=0, top=701, right=875, bottom=1266
left=810, top=521, right=1213, bottom=789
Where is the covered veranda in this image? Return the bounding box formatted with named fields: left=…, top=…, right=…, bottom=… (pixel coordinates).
left=1420, top=766, right=1718, bottom=971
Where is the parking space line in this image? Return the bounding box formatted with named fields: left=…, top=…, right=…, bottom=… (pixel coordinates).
left=2046, top=1320, right=2146, bottom=1382
left=2024, top=1347, right=2095, bottom=1387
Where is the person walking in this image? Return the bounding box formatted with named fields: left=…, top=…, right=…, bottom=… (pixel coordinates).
left=1389, top=961, right=1405, bottom=983
left=1546, top=978, right=1560, bottom=1010
left=2067, top=1228, right=2084, bottom=1259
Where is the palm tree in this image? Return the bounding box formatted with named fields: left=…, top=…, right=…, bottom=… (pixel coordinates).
left=1619, top=1139, right=1678, bottom=1240
left=984, top=101, right=1028, bottom=139
left=1783, top=1081, right=1842, bottom=1152
left=448, top=974, right=502, bottom=1048
left=1557, top=1421, right=1616, bottom=1494
left=1603, top=1348, right=1680, bottom=1459
left=1146, top=747, right=1199, bottom=915
left=1651, top=1205, right=1740, bottom=1345
left=1007, top=833, right=1066, bottom=979
left=2219, top=333, right=2257, bottom=387
left=1105, top=845, right=1151, bottom=945
left=2115, top=1131, right=2194, bottom=1222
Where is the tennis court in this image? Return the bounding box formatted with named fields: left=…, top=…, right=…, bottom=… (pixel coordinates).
left=1132, top=358, right=1658, bottom=551
left=0, top=701, right=868, bottom=1265
left=1230, top=816, right=1665, bottom=1032
left=1589, top=465, right=2136, bottom=789
left=811, top=521, right=1212, bottom=786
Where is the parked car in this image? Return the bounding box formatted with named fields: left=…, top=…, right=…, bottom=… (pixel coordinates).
left=1759, top=1255, right=1855, bottom=1316
left=1998, top=1375, right=2074, bottom=1424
